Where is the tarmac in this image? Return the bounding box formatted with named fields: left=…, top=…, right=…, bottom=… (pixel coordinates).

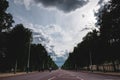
left=0, top=71, right=120, bottom=78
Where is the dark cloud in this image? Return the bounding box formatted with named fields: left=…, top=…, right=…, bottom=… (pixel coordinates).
left=97, top=0, right=109, bottom=5
left=35, top=0, right=89, bottom=12
left=97, top=0, right=104, bottom=5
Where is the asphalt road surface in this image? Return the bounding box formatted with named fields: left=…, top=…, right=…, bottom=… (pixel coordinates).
left=0, top=69, right=120, bottom=80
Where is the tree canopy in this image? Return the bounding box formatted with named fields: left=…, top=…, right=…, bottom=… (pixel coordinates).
left=62, top=0, right=120, bottom=72
left=0, top=0, right=58, bottom=72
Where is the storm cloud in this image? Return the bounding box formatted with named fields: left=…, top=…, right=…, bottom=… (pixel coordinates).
left=35, top=0, right=89, bottom=12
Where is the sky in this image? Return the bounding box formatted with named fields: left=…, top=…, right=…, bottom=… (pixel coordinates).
left=7, top=0, right=109, bottom=66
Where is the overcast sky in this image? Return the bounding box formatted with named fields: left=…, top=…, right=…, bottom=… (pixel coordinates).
left=7, top=0, right=109, bottom=66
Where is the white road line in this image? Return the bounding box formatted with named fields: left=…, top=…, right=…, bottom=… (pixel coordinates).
left=48, top=76, right=56, bottom=80
left=76, top=76, right=84, bottom=80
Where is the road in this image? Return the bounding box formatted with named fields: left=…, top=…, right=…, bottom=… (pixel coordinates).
left=0, top=69, right=120, bottom=80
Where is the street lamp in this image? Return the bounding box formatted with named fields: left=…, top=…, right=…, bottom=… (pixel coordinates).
left=14, top=60, right=17, bottom=74
left=27, top=40, right=31, bottom=73
left=89, top=49, right=93, bottom=72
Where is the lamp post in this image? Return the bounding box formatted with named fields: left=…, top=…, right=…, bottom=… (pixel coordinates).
left=27, top=40, right=31, bottom=73
left=89, top=49, right=93, bottom=72
left=14, top=60, right=17, bottom=74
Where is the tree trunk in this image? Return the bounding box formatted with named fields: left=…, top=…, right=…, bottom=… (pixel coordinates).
left=112, top=60, right=116, bottom=72
left=96, top=65, right=99, bottom=71
left=102, top=65, right=106, bottom=73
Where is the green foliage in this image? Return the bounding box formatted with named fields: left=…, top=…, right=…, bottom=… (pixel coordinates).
left=0, top=0, right=14, bottom=32
left=62, top=30, right=100, bottom=70
left=62, top=0, right=120, bottom=72
left=30, top=44, right=58, bottom=71
left=7, top=24, right=32, bottom=71
left=0, top=0, right=58, bottom=72
left=0, top=0, right=14, bottom=72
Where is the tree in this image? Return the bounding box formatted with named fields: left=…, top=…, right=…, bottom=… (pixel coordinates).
left=0, top=0, right=14, bottom=32
left=96, top=0, right=120, bottom=71
left=62, top=30, right=102, bottom=71
left=30, top=44, right=58, bottom=71
left=0, top=0, right=14, bottom=72
left=8, top=24, right=32, bottom=71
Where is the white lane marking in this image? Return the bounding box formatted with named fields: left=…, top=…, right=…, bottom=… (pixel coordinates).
left=76, top=76, right=84, bottom=80
left=48, top=76, right=56, bottom=80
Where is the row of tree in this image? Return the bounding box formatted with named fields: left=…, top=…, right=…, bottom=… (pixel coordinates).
left=0, top=0, right=58, bottom=72
left=62, top=0, right=120, bottom=72
left=30, top=44, right=58, bottom=72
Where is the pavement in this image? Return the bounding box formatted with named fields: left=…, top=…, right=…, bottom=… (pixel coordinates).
left=0, top=71, right=37, bottom=78
left=90, top=71, right=120, bottom=77
left=69, top=70, right=120, bottom=77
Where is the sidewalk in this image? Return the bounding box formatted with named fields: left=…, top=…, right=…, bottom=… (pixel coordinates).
left=0, top=71, right=48, bottom=78
left=0, top=72, right=27, bottom=78
left=92, top=71, right=120, bottom=76
left=81, top=71, right=120, bottom=76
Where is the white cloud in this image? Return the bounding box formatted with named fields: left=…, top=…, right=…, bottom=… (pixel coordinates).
left=9, top=0, right=108, bottom=66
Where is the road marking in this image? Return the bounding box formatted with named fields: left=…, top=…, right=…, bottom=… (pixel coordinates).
left=76, top=76, right=84, bottom=80
left=48, top=76, right=56, bottom=80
